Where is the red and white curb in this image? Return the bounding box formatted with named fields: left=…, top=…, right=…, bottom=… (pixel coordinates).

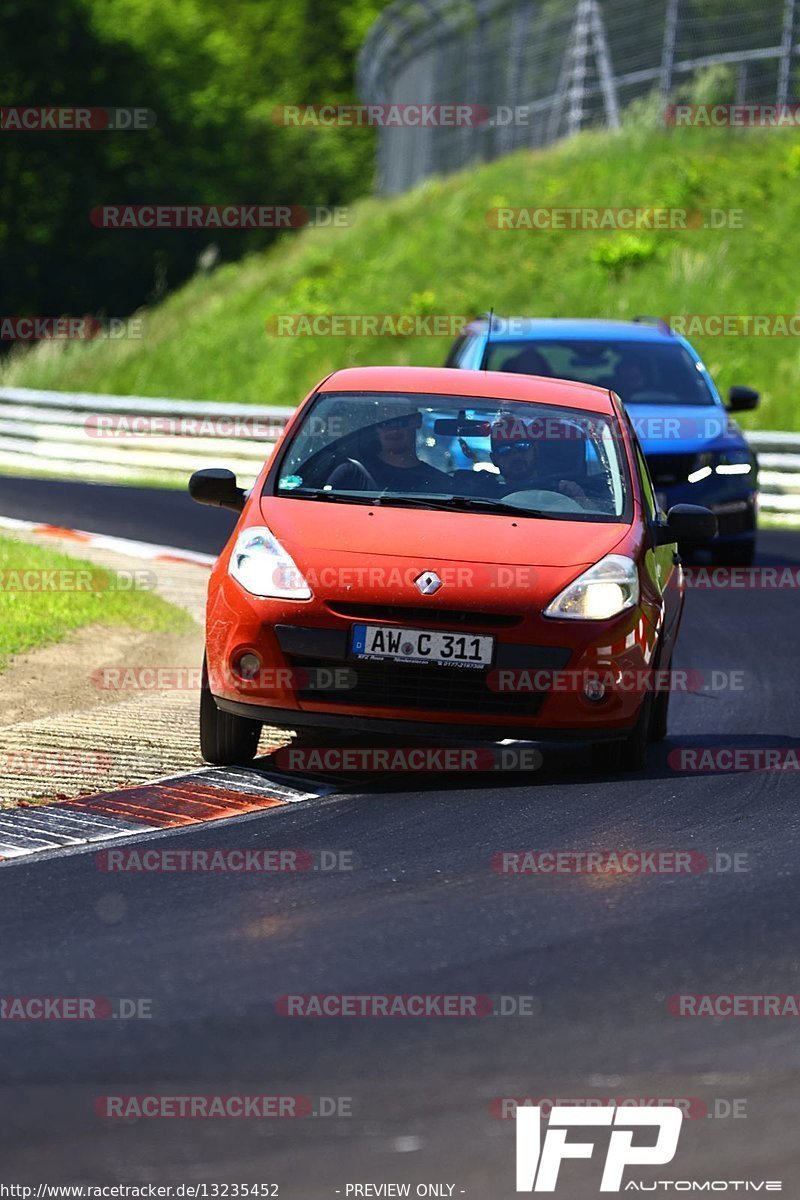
left=0, top=516, right=336, bottom=859
left=0, top=765, right=333, bottom=862
left=0, top=514, right=216, bottom=567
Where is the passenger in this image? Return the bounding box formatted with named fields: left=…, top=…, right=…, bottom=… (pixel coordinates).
left=498, top=346, right=553, bottom=376
left=611, top=359, right=649, bottom=399
left=485, top=415, right=591, bottom=506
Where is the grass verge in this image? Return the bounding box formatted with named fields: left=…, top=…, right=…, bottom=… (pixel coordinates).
left=3, top=125, right=800, bottom=431
left=0, top=535, right=193, bottom=670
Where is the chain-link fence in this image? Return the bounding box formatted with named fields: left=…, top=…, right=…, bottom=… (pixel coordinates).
left=357, top=0, right=798, bottom=194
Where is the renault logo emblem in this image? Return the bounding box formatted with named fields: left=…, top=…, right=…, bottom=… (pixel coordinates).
left=415, top=570, right=442, bottom=595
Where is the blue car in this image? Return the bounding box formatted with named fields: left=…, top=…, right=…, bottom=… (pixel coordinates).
left=444, top=317, right=760, bottom=564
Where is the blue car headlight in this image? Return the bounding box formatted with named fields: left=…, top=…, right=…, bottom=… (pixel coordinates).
left=687, top=449, right=753, bottom=483
left=687, top=452, right=714, bottom=483
left=714, top=448, right=753, bottom=477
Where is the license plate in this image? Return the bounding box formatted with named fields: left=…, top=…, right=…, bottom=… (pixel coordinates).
left=351, top=624, right=494, bottom=668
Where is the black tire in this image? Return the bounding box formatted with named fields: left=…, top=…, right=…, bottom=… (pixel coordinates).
left=713, top=540, right=756, bottom=568
left=200, top=657, right=262, bottom=765
left=651, top=655, right=671, bottom=742
left=592, top=691, right=654, bottom=773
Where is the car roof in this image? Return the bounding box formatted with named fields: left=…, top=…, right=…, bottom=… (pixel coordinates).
left=318, top=365, right=616, bottom=415
left=466, top=317, right=677, bottom=343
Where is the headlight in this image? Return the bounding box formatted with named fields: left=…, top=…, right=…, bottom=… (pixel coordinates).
left=715, top=448, right=752, bottom=476
left=228, top=525, right=312, bottom=599
left=544, top=554, right=639, bottom=621
left=688, top=451, right=714, bottom=483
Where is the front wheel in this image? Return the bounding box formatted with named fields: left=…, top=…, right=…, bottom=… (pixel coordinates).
left=592, top=691, right=654, bottom=773
left=200, top=657, right=262, bottom=765
left=651, top=655, right=671, bottom=742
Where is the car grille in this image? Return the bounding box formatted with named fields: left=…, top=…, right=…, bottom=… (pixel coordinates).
left=647, top=454, right=695, bottom=486
left=715, top=507, right=756, bottom=537
left=325, top=602, right=522, bottom=628
left=287, top=654, right=545, bottom=717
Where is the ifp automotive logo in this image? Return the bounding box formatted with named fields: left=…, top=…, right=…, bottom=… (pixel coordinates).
left=515, top=1104, right=682, bottom=1191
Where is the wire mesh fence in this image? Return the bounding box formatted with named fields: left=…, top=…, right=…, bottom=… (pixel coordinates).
left=357, top=0, right=798, bottom=193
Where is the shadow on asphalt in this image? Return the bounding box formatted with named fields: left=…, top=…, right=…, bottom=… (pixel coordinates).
left=247, top=727, right=800, bottom=799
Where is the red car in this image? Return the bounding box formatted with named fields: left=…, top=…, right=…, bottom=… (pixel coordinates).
left=190, top=366, right=716, bottom=770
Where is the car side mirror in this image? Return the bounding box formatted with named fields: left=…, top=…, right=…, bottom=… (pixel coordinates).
left=188, top=468, right=246, bottom=512
left=727, top=385, right=760, bottom=412
left=654, top=504, right=718, bottom=545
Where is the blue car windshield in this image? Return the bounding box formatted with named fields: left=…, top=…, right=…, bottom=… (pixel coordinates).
left=485, top=339, right=715, bottom=407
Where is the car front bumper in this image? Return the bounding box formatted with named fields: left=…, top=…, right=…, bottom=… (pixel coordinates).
left=205, top=574, right=668, bottom=740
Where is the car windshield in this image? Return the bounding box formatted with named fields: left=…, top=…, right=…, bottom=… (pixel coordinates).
left=271, top=391, right=630, bottom=522
left=485, top=338, right=715, bottom=407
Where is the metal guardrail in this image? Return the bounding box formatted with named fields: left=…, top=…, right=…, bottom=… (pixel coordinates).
left=0, top=387, right=798, bottom=518
left=0, top=387, right=294, bottom=488
left=744, top=431, right=800, bottom=516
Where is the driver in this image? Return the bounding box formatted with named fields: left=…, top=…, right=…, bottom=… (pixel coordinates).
left=611, top=358, right=649, bottom=399
left=485, top=414, right=590, bottom=505
left=498, top=345, right=553, bottom=377
left=326, top=404, right=451, bottom=492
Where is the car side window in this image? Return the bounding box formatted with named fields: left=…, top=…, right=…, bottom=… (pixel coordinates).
left=444, top=335, right=467, bottom=367
left=635, top=445, right=658, bottom=521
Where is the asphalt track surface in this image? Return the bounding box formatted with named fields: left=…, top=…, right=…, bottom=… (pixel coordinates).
left=1, top=474, right=799, bottom=1195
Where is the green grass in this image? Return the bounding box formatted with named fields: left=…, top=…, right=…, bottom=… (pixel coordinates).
left=0, top=535, right=193, bottom=669
left=4, top=124, right=800, bottom=431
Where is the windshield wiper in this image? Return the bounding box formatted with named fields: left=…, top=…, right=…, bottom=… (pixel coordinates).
left=372, top=494, right=558, bottom=519
left=277, top=488, right=378, bottom=505
left=279, top=489, right=563, bottom=519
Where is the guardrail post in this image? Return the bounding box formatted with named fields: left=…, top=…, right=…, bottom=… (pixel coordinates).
left=660, top=0, right=680, bottom=110
left=778, top=0, right=796, bottom=107
left=590, top=0, right=620, bottom=129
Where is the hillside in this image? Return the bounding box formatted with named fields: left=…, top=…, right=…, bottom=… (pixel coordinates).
left=4, top=124, right=800, bottom=431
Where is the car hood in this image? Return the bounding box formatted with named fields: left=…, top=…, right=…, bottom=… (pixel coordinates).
left=260, top=497, right=628, bottom=568
left=628, top=403, right=744, bottom=455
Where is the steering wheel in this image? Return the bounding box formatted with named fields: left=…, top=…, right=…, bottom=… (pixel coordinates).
left=326, top=457, right=381, bottom=492
left=502, top=488, right=584, bottom=514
